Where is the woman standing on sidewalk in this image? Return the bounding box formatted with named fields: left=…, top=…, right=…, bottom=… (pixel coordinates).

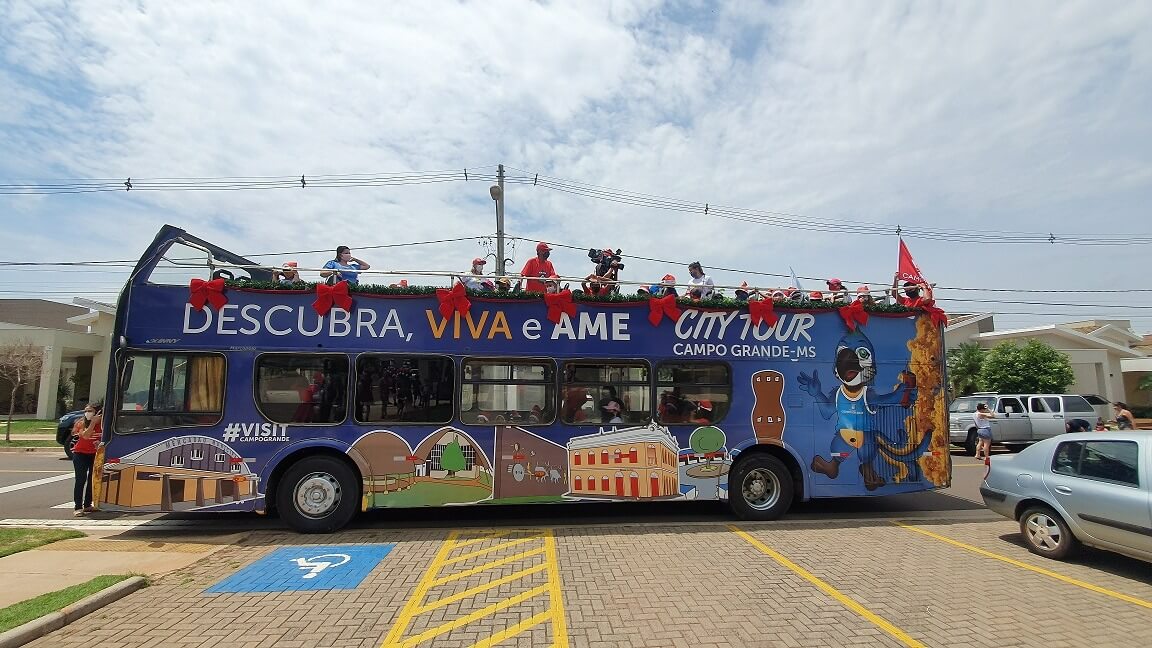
left=973, top=402, right=995, bottom=460
left=71, top=402, right=102, bottom=516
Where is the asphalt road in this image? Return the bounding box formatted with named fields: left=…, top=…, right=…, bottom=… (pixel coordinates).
left=0, top=448, right=993, bottom=529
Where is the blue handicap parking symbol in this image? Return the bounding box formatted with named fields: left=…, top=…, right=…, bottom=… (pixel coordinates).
left=206, top=544, right=394, bottom=593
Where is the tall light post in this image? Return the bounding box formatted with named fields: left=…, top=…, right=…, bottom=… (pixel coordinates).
left=490, top=164, right=506, bottom=276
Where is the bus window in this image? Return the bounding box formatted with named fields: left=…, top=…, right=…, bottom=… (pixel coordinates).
left=561, top=361, right=650, bottom=425
left=117, top=353, right=225, bottom=434
left=655, top=362, right=731, bottom=425
left=355, top=354, right=454, bottom=424
left=255, top=354, right=348, bottom=425
left=460, top=359, right=554, bottom=425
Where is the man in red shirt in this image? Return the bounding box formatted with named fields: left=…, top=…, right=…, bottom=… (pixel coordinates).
left=890, top=276, right=934, bottom=308
left=520, top=242, right=556, bottom=293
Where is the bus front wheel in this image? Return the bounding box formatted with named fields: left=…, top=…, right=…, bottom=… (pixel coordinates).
left=728, top=454, right=794, bottom=521
left=276, top=456, right=359, bottom=534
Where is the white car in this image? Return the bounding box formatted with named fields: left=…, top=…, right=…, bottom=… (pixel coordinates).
left=981, top=432, right=1151, bottom=562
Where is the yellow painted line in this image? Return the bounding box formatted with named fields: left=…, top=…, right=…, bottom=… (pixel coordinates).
left=413, top=563, right=549, bottom=614
left=452, top=530, right=515, bottom=549
left=443, top=535, right=544, bottom=565
left=466, top=610, right=551, bottom=648
left=543, top=529, right=570, bottom=647
left=729, top=525, right=924, bottom=648
left=397, top=584, right=550, bottom=648
left=381, top=530, right=460, bottom=647
left=893, top=522, right=1152, bottom=610
left=427, top=547, right=546, bottom=587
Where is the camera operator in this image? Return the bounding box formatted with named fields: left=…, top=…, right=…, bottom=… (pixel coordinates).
left=583, top=248, right=624, bottom=296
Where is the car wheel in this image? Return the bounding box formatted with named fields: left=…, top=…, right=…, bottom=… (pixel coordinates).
left=728, top=453, right=794, bottom=521
left=1020, top=506, right=1078, bottom=560
left=276, top=455, right=360, bottom=534
left=964, top=430, right=978, bottom=457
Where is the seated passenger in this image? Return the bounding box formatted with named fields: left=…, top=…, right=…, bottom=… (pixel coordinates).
left=689, top=400, right=714, bottom=425
left=274, top=261, right=302, bottom=286
left=855, top=285, right=874, bottom=306
left=459, top=258, right=494, bottom=292
left=604, top=401, right=624, bottom=425
left=639, top=274, right=678, bottom=298
left=826, top=278, right=849, bottom=303
left=545, top=274, right=562, bottom=294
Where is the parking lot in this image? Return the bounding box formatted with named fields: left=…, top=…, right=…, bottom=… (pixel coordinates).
left=19, top=513, right=1152, bottom=648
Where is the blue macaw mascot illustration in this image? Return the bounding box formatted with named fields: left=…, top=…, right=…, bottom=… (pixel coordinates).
left=797, top=328, right=929, bottom=490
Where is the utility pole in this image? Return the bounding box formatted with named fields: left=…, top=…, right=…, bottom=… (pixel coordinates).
left=496, top=164, right=506, bottom=276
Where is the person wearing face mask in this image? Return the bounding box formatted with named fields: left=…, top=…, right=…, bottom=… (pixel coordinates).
left=321, top=245, right=371, bottom=285
left=519, top=242, right=556, bottom=293
left=70, top=402, right=103, bottom=516
left=890, top=275, right=934, bottom=308
left=686, top=261, right=714, bottom=300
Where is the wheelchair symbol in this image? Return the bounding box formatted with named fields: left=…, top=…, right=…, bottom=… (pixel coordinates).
left=291, top=553, right=351, bottom=579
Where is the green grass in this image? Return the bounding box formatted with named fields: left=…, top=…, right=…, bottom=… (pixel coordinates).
left=0, top=440, right=58, bottom=448
left=0, top=528, right=85, bottom=559
left=0, top=419, right=58, bottom=435
left=372, top=480, right=492, bottom=507
left=0, top=575, right=138, bottom=633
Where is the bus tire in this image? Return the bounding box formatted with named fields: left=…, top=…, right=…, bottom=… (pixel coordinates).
left=276, top=455, right=359, bottom=534
left=728, top=453, right=794, bottom=521
left=964, top=430, right=978, bottom=456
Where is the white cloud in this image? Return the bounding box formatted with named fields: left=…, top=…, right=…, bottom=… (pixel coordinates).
left=1, top=0, right=1151, bottom=329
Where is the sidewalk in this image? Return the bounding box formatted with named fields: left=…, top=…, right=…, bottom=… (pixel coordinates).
left=0, top=531, right=244, bottom=609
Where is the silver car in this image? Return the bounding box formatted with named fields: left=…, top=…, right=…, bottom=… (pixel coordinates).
left=981, top=432, right=1152, bottom=562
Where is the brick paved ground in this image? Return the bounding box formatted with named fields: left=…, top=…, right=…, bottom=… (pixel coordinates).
left=24, top=518, right=1152, bottom=648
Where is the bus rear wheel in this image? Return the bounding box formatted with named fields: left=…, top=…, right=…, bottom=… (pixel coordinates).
left=276, top=456, right=359, bottom=534
left=728, top=454, right=794, bottom=521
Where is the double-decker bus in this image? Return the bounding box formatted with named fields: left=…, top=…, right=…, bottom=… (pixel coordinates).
left=94, top=226, right=950, bottom=533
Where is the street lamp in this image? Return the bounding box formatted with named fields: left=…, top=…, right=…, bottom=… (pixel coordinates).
left=490, top=164, right=506, bottom=276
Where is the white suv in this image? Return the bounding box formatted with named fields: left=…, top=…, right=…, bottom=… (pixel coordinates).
left=948, top=393, right=1097, bottom=456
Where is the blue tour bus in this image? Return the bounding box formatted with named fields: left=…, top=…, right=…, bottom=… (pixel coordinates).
left=94, top=226, right=951, bottom=532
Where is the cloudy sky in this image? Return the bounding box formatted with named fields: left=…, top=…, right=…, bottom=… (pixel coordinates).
left=2, top=0, right=1151, bottom=332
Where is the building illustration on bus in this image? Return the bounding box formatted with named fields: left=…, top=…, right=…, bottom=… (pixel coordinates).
left=92, top=226, right=951, bottom=532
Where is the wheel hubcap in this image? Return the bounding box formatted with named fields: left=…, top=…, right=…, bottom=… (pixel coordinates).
left=1026, top=513, right=1062, bottom=551
left=295, top=472, right=341, bottom=518
left=742, top=468, right=781, bottom=511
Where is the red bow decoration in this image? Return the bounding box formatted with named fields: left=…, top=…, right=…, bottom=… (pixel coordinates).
left=313, top=281, right=353, bottom=316
left=544, top=289, right=576, bottom=324
left=436, top=282, right=471, bottom=319
left=747, top=300, right=778, bottom=327
left=921, top=303, right=948, bottom=327
left=188, top=278, right=227, bottom=311
left=839, top=300, right=870, bottom=331
left=648, top=294, right=682, bottom=326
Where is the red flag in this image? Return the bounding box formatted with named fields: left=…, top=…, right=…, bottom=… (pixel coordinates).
left=897, top=239, right=926, bottom=284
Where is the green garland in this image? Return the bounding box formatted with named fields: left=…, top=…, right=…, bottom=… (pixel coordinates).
left=224, top=279, right=917, bottom=314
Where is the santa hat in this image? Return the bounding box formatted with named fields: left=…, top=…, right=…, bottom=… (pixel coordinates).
left=662, top=274, right=676, bottom=285
left=282, top=261, right=298, bottom=269
left=604, top=401, right=621, bottom=412
left=698, top=400, right=713, bottom=411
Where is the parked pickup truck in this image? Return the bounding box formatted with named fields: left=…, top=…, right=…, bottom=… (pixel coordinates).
left=949, top=393, right=1098, bottom=456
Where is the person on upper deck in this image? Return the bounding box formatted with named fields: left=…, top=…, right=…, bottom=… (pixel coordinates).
left=890, top=275, right=933, bottom=308
left=686, top=262, right=714, bottom=300
left=459, top=257, right=494, bottom=292
left=273, top=261, right=301, bottom=286
left=826, top=278, right=849, bottom=304
left=321, top=246, right=371, bottom=285
left=520, top=242, right=556, bottom=293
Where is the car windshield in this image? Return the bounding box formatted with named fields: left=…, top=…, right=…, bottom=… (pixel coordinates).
left=949, top=397, right=995, bottom=413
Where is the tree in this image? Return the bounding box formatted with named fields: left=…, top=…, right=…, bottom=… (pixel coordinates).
left=440, top=436, right=467, bottom=477
left=689, top=425, right=726, bottom=473
left=979, top=339, right=1074, bottom=395
left=0, top=340, right=44, bottom=442
left=946, top=342, right=985, bottom=396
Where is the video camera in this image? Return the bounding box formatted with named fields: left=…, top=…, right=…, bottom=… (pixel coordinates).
left=588, top=248, right=624, bottom=272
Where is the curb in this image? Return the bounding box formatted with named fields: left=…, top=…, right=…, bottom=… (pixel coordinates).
left=0, top=447, right=63, bottom=454
left=0, top=576, right=147, bottom=648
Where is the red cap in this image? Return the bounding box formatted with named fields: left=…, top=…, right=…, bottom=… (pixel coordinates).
left=472, top=257, right=486, bottom=266
left=810, top=291, right=824, bottom=300
left=536, top=242, right=551, bottom=252
left=857, top=285, right=871, bottom=294
left=826, top=278, right=843, bottom=287
left=698, top=400, right=713, bottom=411
left=282, top=261, right=298, bottom=268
